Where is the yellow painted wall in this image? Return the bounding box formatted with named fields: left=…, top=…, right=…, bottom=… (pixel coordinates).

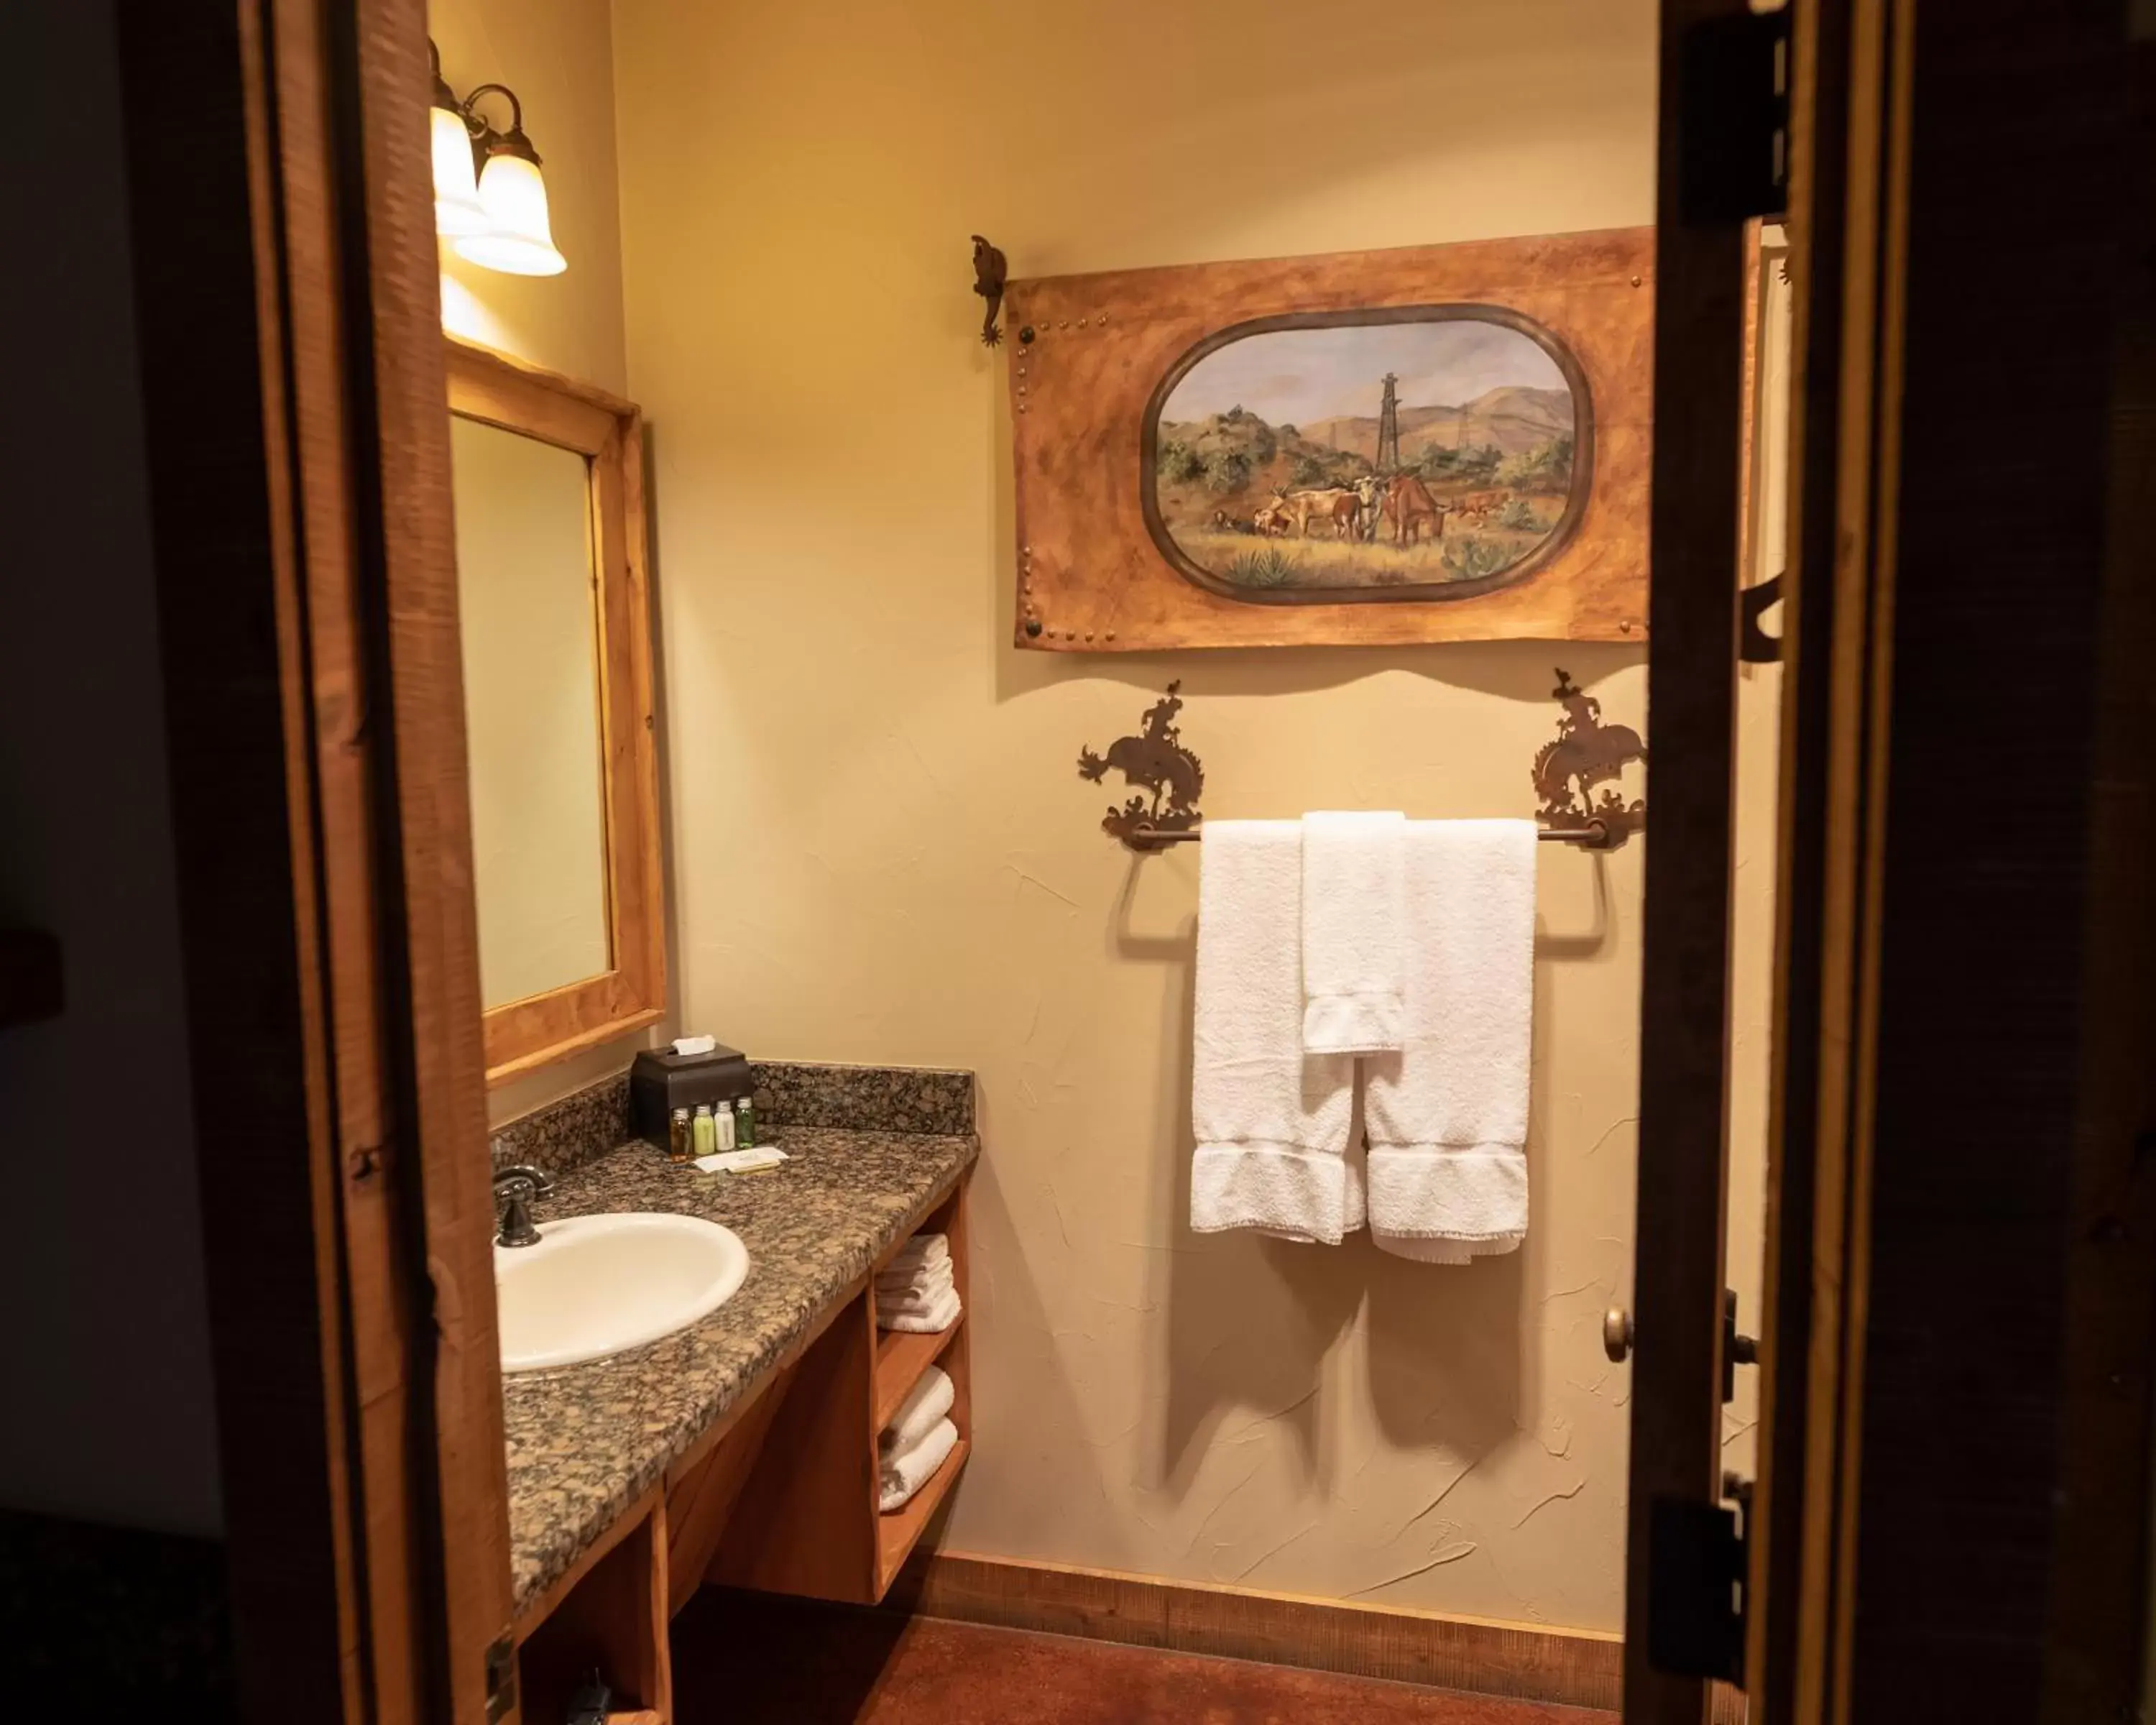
left=607, top=0, right=1712, bottom=1630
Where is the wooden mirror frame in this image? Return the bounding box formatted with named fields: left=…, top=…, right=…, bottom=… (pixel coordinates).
left=446, top=336, right=665, bottom=1084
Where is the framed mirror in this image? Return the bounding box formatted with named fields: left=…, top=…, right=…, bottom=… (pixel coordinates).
left=446, top=336, right=665, bottom=1082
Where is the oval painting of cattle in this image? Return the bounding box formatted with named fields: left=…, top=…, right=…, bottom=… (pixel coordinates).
left=1142, top=307, right=1590, bottom=604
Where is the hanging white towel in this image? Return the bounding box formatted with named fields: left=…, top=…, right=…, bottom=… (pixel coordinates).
left=879, top=1283, right=962, bottom=1333
left=1300, top=811, right=1406, bottom=1055
left=880, top=1366, right=954, bottom=1456
left=879, top=1415, right=959, bottom=1512
left=1365, top=819, right=1538, bottom=1262
left=1189, top=820, right=1357, bottom=1243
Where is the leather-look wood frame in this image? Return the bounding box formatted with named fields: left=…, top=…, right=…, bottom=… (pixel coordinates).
left=1004, top=228, right=1654, bottom=651
left=445, top=338, right=666, bottom=1085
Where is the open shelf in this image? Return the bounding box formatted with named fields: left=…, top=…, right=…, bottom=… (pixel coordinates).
left=872, top=1312, right=966, bottom=1433
left=686, top=1171, right=974, bottom=1611
left=516, top=1493, right=669, bottom=1724
left=877, top=1434, right=970, bottom=1593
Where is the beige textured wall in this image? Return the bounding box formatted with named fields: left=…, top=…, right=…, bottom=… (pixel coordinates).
left=606, top=0, right=1718, bottom=1632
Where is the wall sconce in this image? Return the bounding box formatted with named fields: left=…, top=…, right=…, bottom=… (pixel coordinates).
left=429, top=42, right=566, bottom=277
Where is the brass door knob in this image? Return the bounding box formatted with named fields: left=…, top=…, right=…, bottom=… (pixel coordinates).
left=1603, top=1306, right=1635, bottom=1363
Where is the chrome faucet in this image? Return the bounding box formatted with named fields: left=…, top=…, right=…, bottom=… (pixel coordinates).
left=492, top=1163, right=554, bottom=1248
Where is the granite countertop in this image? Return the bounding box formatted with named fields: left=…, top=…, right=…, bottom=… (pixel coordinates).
left=502, top=1123, right=977, bottom=1613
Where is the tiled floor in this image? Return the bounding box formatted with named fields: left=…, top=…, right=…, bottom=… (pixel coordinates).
left=671, top=1589, right=1618, bottom=1725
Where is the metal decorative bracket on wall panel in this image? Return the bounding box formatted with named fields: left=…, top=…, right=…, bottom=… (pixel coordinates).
left=1083, top=672, right=1644, bottom=853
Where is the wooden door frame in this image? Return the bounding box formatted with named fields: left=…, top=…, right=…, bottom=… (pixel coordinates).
left=1751, top=0, right=2156, bottom=1718
left=1623, top=1, right=1758, bottom=1719
left=113, top=1, right=510, bottom=1719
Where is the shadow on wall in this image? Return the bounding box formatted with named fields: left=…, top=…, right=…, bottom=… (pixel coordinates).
left=996, top=615, right=1649, bottom=719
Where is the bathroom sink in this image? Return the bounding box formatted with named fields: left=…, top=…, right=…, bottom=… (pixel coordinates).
left=495, top=1213, right=750, bottom=1373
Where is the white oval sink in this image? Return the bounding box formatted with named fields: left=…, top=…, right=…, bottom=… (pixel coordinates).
left=496, top=1213, right=750, bottom=1374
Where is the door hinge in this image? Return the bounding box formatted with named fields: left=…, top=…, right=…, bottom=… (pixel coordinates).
left=1681, top=9, right=1792, bottom=224
left=1722, top=1288, right=1759, bottom=1403
left=1647, top=1475, right=1751, bottom=1685
left=484, top=1632, right=517, bottom=1724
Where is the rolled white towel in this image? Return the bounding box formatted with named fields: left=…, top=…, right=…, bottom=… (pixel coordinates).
left=879, top=1284, right=962, bottom=1334
left=878, top=1415, right=959, bottom=1512
left=880, top=1366, right=954, bottom=1456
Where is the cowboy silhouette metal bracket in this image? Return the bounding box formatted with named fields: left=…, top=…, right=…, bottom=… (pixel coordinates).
left=1079, top=669, right=1643, bottom=852
left=1532, top=668, right=1648, bottom=848
left=1079, top=682, right=1205, bottom=850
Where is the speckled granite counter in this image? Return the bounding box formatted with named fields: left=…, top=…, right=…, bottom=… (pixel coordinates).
left=504, top=1121, right=976, bottom=1613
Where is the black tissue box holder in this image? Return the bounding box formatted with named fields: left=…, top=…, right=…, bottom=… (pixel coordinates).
left=630, top=1042, right=752, bottom=1149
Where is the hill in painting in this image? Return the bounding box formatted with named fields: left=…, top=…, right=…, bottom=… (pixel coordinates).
left=1296, top=385, right=1574, bottom=463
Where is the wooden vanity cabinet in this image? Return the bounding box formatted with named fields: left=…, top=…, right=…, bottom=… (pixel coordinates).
left=507, top=1172, right=972, bottom=1723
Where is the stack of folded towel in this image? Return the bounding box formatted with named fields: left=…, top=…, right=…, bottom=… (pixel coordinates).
left=877, top=1363, right=959, bottom=1512
left=875, top=1232, right=962, bottom=1333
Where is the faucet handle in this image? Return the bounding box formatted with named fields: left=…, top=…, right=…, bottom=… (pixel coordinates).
left=493, top=1162, right=554, bottom=1197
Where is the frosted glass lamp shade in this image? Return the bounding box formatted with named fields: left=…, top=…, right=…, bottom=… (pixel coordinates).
left=455, top=151, right=567, bottom=277
left=430, top=106, right=488, bottom=237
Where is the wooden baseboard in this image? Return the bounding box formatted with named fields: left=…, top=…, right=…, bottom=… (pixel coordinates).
left=885, top=1550, right=1623, bottom=1712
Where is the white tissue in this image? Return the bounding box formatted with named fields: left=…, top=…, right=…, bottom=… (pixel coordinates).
left=694, top=1147, right=788, bottom=1174
left=672, top=1034, right=718, bottom=1057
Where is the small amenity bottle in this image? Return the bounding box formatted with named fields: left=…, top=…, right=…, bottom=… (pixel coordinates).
left=734, top=1095, right=757, bottom=1149
left=691, top=1103, right=717, bottom=1157
left=668, top=1106, right=692, bottom=1165
left=717, top=1102, right=737, bottom=1151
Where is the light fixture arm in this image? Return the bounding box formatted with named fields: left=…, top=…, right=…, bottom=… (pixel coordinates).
left=425, top=40, right=566, bottom=275
left=459, top=83, right=542, bottom=166
left=428, top=39, right=461, bottom=114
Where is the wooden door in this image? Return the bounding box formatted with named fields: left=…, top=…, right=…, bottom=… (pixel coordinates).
left=114, top=1, right=514, bottom=1719
left=1618, top=1, right=1779, bottom=1719
left=1744, top=1, right=2156, bottom=1719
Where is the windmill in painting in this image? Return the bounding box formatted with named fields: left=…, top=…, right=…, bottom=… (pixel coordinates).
left=1143, top=308, right=1589, bottom=604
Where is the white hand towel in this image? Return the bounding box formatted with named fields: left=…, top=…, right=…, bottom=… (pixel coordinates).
left=1189, top=820, right=1356, bottom=1243
left=1365, top=819, right=1537, bottom=1262
left=879, top=1415, right=959, bottom=1512
left=877, top=1274, right=957, bottom=1318
left=881, top=1235, right=948, bottom=1276
left=1300, top=811, right=1406, bottom=1055
left=875, top=1258, right=955, bottom=1297
left=879, top=1284, right=962, bottom=1333
left=880, top=1366, right=954, bottom=1455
